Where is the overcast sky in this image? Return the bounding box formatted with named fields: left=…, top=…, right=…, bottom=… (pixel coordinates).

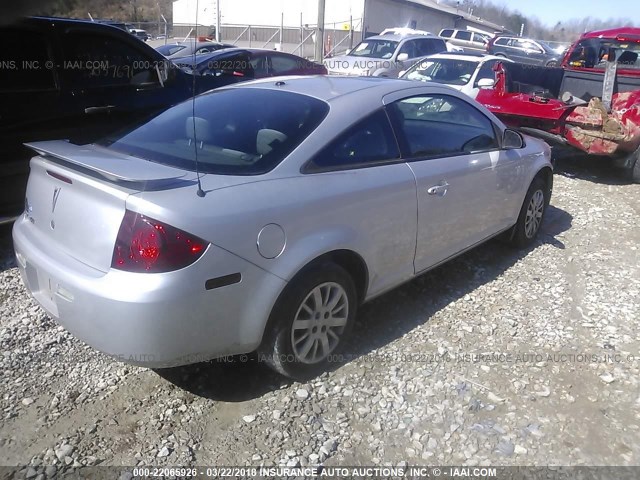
left=501, top=0, right=640, bottom=26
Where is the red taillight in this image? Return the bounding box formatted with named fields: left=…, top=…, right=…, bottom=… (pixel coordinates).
left=112, top=211, right=208, bottom=273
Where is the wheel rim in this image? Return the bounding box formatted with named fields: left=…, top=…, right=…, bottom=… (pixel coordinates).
left=291, top=282, right=349, bottom=364
left=525, top=189, right=545, bottom=239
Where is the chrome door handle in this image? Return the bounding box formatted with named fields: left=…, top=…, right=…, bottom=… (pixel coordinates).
left=427, top=181, right=449, bottom=196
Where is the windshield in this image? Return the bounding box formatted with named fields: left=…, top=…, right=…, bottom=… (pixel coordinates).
left=537, top=41, right=555, bottom=53
left=349, top=39, right=399, bottom=59
left=403, top=58, right=478, bottom=86
left=98, top=89, right=329, bottom=175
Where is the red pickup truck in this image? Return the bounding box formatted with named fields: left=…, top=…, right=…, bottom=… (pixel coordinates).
left=476, top=28, right=640, bottom=182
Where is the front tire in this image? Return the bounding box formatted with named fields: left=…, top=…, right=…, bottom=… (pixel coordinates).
left=510, top=177, right=549, bottom=248
left=259, top=263, right=357, bottom=380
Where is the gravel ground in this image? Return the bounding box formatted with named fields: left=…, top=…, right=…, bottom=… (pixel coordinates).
left=1, top=155, right=639, bottom=471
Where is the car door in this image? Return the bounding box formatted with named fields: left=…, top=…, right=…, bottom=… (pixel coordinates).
left=0, top=23, right=63, bottom=218
left=512, top=39, right=537, bottom=64
left=502, top=38, right=525, bottom=63
left=58, top=28, right=178, bottom=143
left=304, top=109, right=418, bottom=296
left=519, top=40, right=545, bottom=65
left=454, top=31, right=473, bottom=51
left=384, top=91, right=517, bottom=273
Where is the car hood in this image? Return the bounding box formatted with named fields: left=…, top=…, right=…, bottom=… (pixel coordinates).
left=324, top=55, right=397, bottom=75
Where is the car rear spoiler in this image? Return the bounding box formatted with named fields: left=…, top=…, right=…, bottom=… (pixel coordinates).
left=25, top=140, right=191, bottom=188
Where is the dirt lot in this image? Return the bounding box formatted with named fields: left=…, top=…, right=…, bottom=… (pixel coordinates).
left=1, top=155, right=639, bottom=471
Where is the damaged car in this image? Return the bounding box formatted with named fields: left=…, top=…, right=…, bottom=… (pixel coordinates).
left=475, top=28, right=640, bottom=182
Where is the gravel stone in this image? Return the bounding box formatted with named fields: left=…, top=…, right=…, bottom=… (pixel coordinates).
left=1, top=161, right=639, bottom=467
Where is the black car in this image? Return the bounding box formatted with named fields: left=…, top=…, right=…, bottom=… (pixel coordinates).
left=172, top=48, right=327, bottom=93
left=0, top=17, right=195, bottom=223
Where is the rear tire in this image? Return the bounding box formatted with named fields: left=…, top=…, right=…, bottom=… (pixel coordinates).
left=259, top=263, right=357, bottom=380
left=510, top=177, right=550, bottom=248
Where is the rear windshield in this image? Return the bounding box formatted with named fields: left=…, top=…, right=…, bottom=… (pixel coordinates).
left=567, top=38, right=640, bottom=69
left=99, top=88, right=329, bottom=175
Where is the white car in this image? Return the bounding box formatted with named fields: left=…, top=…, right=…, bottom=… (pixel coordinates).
left=400, top=52, right=513, bottom=98
left=380, top=27, right=463, bottom=53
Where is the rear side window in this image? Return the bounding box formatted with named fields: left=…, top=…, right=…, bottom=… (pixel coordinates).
left=494, top=37, right=509, bottom=46
left=100, top=89, right=329, bottom=175
left=440, top=29, right=454, bottom=38
left=307, top=110, right=400, bottom=171
left=269, top=54, right=301, bottom=74
left=0, top=29, right=56, bottom=92
left=455, top=31, right=473, bottom=41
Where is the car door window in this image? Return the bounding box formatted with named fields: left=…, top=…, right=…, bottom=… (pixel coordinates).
left=0, top=30, right=56, bottom=92
left=416, top=39, right=440, bottom=56
left=61, top=32, right=159, bottom=88
left=307, top=109, right=400, bottom=172
left=398, top=40, right=417, bottom=59
left=440, top=29, right=454, bottom=38
left=248, top=54, right=268, bottom=77
left=269, top=54, right=301, bottom=75
left=474, top=60, right=498, bottom=86
left=388, top=95, right=499, bottom=158
left=455, top=31, right=472, bottom=42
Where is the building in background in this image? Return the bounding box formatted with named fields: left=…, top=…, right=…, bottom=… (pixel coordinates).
left=171, top=0, right=505, bottom=55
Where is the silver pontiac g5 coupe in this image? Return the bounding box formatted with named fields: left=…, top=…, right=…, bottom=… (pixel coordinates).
left=13, top=76, right=553, bottom=379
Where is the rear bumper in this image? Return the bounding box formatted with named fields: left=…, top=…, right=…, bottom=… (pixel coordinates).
left=12, top=216, right=286, bottom=368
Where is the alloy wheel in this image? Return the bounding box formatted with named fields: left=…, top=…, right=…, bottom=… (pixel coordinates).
left=291, top=282, right=349, bottom=364
left=524, top=189, right=545, bottom=238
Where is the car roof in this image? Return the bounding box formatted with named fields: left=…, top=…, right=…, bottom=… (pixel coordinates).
left=580, top=27, right=640, bottom=40
left=224, top=75, right=452, bottom=102
left=174, top=48, right=305, bottom=66
left=365, top=34, right=439, bottom=41
left=424, top=53, right=513, bottom=62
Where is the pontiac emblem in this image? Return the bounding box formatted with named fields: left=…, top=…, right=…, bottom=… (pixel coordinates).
left=51, top=187, right=61, bottom=230
left=52, top=187, right=61, bottom=213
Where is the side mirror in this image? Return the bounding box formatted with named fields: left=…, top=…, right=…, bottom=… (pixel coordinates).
left=477, top=78, right=495, bottom=88
left=397, top=53, right=409, bottom=62
left=503, top=129, right=524, bottom=149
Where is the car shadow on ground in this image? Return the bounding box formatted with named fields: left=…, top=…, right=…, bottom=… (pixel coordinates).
left=155, top=204, right=573, bottom=402
left=0, top=224, right=17, bottom=273
left=553, top=151, right=633, bottom=186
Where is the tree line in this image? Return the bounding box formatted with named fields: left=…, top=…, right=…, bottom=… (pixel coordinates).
left=444, top=0, right=636, bottom=42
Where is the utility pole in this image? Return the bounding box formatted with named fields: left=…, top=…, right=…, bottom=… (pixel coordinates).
left=315, top=0, right=326, bottom=62
left=216, top=0, right=221, bottom=42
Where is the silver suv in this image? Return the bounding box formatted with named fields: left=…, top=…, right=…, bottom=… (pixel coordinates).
left=439, top=29, right=489, bottom=53
left=324, top=34, right=446, bottom=77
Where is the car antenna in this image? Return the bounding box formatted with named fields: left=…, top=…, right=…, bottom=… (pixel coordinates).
left=192, top=0, right=206, bottom=198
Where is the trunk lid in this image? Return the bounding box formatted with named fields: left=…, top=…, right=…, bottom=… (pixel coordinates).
left=23, top=141, right=192, bottom=272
